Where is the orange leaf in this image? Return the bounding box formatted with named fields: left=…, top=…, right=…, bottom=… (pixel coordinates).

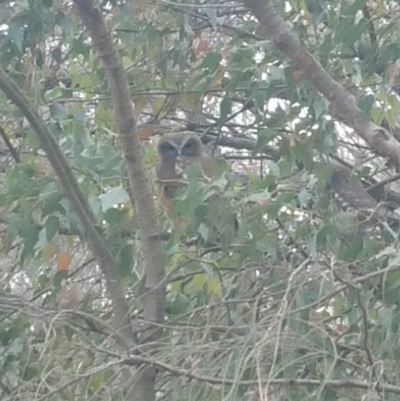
left=44, top=243, right=58, bottom=261
left=57, top=252, right=72, bottom=272
left=139, top=125, right=155, bottom=140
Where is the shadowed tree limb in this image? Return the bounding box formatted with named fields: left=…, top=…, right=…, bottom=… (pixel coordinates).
left=72, top=1, right=166, bottom=401
left=241, top=0, right=400, bottom=170
left=0, top=70, right=134, bottom=347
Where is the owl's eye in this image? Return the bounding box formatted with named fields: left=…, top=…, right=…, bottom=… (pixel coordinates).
left=159, top=142, right=178, bottom=157
left=182, top=139, right=197, bottom=155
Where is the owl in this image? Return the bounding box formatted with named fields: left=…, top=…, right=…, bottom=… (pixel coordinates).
left=156, top=132, right=238, bottom=245
left=156, top=132, right=216, bottom=209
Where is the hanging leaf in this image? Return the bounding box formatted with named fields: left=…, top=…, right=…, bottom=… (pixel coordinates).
left=8, top=23, right=24, bottom=52
left=252, top=128, right=276, bottom=156
left=218, top=96, right=231, bottom=125
left=57, top=252, right=72, bottom=272
left=45, top=215, right=60, bottom=242
left=99, top=187, right=130, bottom=212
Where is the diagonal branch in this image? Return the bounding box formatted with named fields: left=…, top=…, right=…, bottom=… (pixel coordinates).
left=0, top=70, right=133, bottom=345
left=72, top=1, right=166, bottom=400
left=241, top=0, right=400, bottom=170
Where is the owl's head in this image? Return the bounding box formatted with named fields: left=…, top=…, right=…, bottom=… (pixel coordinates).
left=157, top=132, right=203, bottom=161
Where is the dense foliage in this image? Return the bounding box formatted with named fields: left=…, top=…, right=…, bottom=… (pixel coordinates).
left=0, top=0, right=400, bottom=400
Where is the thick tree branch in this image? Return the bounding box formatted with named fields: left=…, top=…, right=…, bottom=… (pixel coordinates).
left=241, top=0, right=400, bottom=170
left=72, top=1, right=166, bottom=400
left=0, top=70, right=133, bottom=344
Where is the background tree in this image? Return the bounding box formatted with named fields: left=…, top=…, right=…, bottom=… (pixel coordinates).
left=0, top=0, right=400, bottom=400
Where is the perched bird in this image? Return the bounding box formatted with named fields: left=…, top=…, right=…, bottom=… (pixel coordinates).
left=155, top=132, right=237, bottom=245
left=156, top=132, right=216, bottom=208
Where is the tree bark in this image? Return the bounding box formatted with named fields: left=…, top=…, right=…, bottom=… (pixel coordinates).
left=241, top=0, right=400, bottom=170
left=0, top=70, right=134, bottom=345
left=72, top=1, right=166, bottom=401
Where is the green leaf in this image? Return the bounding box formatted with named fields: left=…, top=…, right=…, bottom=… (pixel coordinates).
left=252, top=128, right=276, bottom=156
left=207, top=279, right=221, bottom=297
left=53, top=271, right=68, bottom=288
left=338, top=237, right=364, bottom=261
left=45, top=216, right=59, bottom=242
left=313, top=164, right=333, bottom=182
left=99, top=187, right=130, bottom=212
left=49, top=103, right=67, bottom=121
left=192, top=274, right=207, bottom=289
left=381, top=43, right=400, bottom=64
left=358, top=94, right=375, bottom=113
left=104, top=208, right=129, bottom=228
left=369, top=107, right=384, bottom=125
left=42, top=192, right=65, bottom=217
left=297, top=188, right=311, bottom=208
left=89, top=372, right=105, bottom=393
left=168, top=292, right=190, bottom=315
left=312, top=99, right=328, bottom=120
left=334, top=18, right=364, bottom=47
left=8, top=23, right=24, bottom=52
left=19, top=223, right=39, bottom=265
left=201, top=52, right=222, bottom=74
left=35, top=229, right=48, bottom=250
left=219, top=96, right=231, bottom=125
left=51, top=47, right=62, bottom=65
left=55, top=12, right=75, bottom=33
left=292, top=141, right=312, bottom=168
left=316, top=225, right=333, bottom=247
left=88, top=197, right=102, bottom=219
left=118, top=244, right=133, bottom=277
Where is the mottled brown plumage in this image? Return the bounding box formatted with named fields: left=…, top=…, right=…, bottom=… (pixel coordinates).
left=156, top=132, right=216, bottom=210
left=156, top=132, right=238, bottom=245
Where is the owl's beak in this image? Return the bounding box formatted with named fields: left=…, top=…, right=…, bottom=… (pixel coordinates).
left=176, top=149, right=183, bottom=163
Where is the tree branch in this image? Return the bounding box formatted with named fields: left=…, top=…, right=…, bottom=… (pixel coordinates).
left=72, top=1, right=166, bottom=400
left=0, top=70, right=134, bottom=345
left=0, top=124, right=20, bottom=163
left=241, top=0, right=400, bottom=170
